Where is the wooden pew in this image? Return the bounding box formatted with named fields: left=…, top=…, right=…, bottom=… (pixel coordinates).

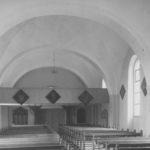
left=0, top=125, right=65, bottom=150
left=79, top=131, right=141, bottom=150
left=0, top=125, right=51, bottom=136
left=58, top=125, right=142, bottom=150
left=0, top=132, right=65, bottom=149
left=97, top=137, right=150, bottom=150
left=0, top=143, right=65, bottom=150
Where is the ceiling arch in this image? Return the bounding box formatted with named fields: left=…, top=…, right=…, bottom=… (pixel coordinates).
left=0, top=0, right=147, bottom=65
left=0, top=47, right=104, bottom=89
left=14, top=67, right=87, bottom=89
left=0, top=1, right=148, bottom=93
left=0, top=15, right=132, bottom=94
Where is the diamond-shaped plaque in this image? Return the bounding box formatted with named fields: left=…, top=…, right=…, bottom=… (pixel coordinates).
left=120, top=85, right=126, bottom=99
left=46, top=89, right=61, bottom=104
left=78, top=90, right=93, bottom=105
left=13, top=89, right=29, bottom=105
left=141, top=77, right=147, bottom=96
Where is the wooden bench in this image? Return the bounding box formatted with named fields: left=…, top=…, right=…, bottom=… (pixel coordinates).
left=0, top=125, right=51, bottom=136
left=59, top=125, right=142, bottom=150
left=97, top=137, right=150, bottom=150
left=0, top=133, right=65, bottom=149
left=0, top=125, right=65, bottom=150
left=0, top=143, right=65, bottom=150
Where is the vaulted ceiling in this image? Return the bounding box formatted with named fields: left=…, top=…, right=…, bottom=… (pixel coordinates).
left=0, top=15, right=132, bottom=93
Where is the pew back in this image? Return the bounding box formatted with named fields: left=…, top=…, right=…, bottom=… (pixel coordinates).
left=0, top=125, right=64, bottom=150
left=59, top=125, right=142, bottom=150
left=97, top=137, right=150, bottom=150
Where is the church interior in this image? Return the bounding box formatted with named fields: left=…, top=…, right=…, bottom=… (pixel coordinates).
left=0, top=0, right=150, bottom=150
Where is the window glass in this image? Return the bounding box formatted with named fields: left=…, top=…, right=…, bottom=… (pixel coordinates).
left=135, top=70, right=140, bottom=81
left=134, top=105, right=140, bottom=116
left=134, top=93, right=140, bottom=104
left=102, top=79, right=107, bottom=88
left=134, top=60, right=140, bottom=70
left=134, top=82, right=140, bottom=93
left=133, top=59, right=141, bottom=117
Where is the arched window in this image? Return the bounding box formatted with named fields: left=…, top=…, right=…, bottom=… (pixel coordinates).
left=102, top=79, right=107, bottom=88
left=128, top=55, right=141, bottom=127
left=133, top=59, right=141, bottom=116
left=13, top=107, right=28, bottom=125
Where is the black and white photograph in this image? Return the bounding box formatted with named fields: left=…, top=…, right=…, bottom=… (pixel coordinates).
left=0, top=0, right=149, bottom=150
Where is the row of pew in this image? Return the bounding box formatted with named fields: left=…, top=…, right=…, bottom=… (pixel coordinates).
left=0, top=125, right=65, bottom=150
left=0, top=125, right=51, bottom=136
left=98, top=137, right=150, bottom=150
left=58, top=125, right=149, bottom=150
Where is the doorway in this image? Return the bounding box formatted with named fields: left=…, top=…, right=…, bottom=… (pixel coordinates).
left=77, top=108, right=86, bottom=124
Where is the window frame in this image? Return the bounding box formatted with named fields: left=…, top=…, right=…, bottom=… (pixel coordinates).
left=102, top=79, right=107, bottom=89
left=133, top=59, right=141, bottom=117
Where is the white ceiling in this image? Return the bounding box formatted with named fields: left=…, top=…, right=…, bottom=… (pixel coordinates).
left=14, top=67, right=86, bottom=89
left=0, top=15, right=132, bottom=93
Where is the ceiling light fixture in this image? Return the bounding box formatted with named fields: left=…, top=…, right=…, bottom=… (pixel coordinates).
left=48, top=51, right=57, bottom=89
left=52, top=51, right=56, bottom=74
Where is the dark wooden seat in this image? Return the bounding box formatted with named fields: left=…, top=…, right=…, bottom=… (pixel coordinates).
left=97, top=137, right=150, bottom=150
left=0, top=143, right=65, bottom=150
left=59, top=125, right=142, bottom=150
left=0, top=125, right=64, bottom=150
left=0, top=125, right=51, bottom=136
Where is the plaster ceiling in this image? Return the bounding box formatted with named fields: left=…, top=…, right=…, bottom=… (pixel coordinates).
left=14, top=67, right=86, bottom=89
left=0, top=15, right=132, bottom=93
